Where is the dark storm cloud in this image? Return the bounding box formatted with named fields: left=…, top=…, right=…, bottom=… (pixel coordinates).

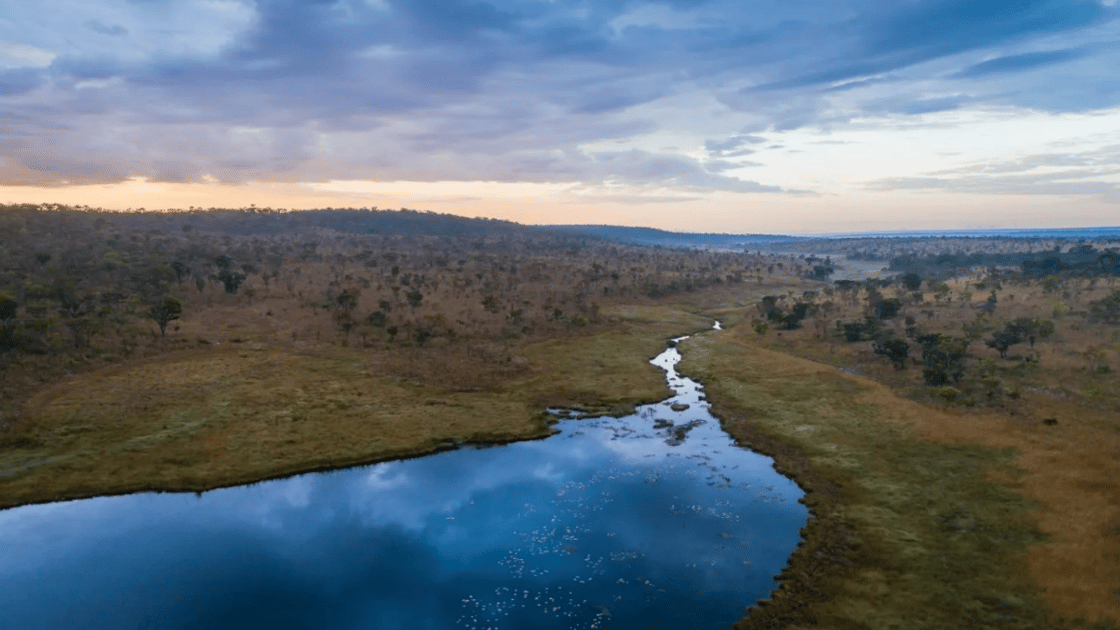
left=1, top=0, right=1118, bottom=189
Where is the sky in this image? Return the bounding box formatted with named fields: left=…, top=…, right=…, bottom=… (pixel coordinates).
left=2, top=0, right=1119, bottom=235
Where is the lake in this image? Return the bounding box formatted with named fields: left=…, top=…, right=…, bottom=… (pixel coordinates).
left=0, top=327, right=806, bottom=630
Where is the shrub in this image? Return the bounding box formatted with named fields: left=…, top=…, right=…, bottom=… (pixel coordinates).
left=935, top=386, right=962, bottom=402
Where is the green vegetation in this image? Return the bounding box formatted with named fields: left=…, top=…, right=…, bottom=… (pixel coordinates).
left=0, top=203, right=788, bottom=448
left=680, top=331, right=1116, bottom=629
left=737, top=262, right=1120, bottom=626
left=2, top=205, right=1119, bottom=628
left=0, top=304, right=713, bottom=509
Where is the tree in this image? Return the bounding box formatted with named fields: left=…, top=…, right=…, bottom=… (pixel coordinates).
left=985, top=329, right=1022, bottom=359
left=148, top=297, right=182, bottom=337
left=1087, top=290, right=1120, bottom=324
left=170, top=261, right=189, bottom=285
left=334, top=288, right=359, bottom=311
left=136, top=264, right=176, bottom=299
left=918, top=333, right=969, bottom=385
left=751, top=319, right=769, bottom=335
left=873, top=336, right=910, bottom=370
left=901, top=272, right=922, bottom=291
left=874, top=298, right=902, bottom=319
left=331, top=288, right=360, bottom=345
left=769, top=301, right=813, bottom=330
left=810, top=264, right=833, bottom=280
left=841, top=316, right=881, bottom=342
left=982, top=290, right=998, bottom=314
left=842, top=321, right=868, bottom=342
left=759, top=295, right=782, bottom=316
left=0, top=292, right=16, bottom=323
left=0, top=292, right=16, bottom=348
left=59, top=293, right=98, bottom=349
left=1006, top=317, right=1054, bottom=349
left=366, top=310, right=387, bottom=328
left=930, top=281, right=951, bottom=303
left=216, top=270, right=246, bottom=294
left=1035, top=319, right=1056, bottom=345
left=335, top=311, right=356, bottom=345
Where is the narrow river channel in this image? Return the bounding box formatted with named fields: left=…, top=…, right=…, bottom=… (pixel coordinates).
left=0, top=324, right=807, bottom=630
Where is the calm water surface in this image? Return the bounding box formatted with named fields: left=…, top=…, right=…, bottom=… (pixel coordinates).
left=0, top=328, right=806, bottom=630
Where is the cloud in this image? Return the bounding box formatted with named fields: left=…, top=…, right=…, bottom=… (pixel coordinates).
left=867, top=144, right=1120, bottom=197
left=582, top=149, right=788, bottom=193
left=0, top=40, right=56, bottom=69
left=0, top=0, right=1118, bottom=195
left=953, top=46, right=1097, bottom=77
left=560, top=192, right=702, bottom=205
left=0, top=67, right=46, bottom=94
left=872, top=175, right=1120, bottom=196
left=865, top=0, right=1108, bottom=59
left=704, top=134, right=766, bottom=158
left=861, top=94, right=973, bottom=115
left=822, top=74, right=903, bottom=92
left=83, top=20, right=129, bottom=37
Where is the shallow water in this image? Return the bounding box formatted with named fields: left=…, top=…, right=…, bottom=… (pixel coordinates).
left=0, top=329, right=806, bottom=630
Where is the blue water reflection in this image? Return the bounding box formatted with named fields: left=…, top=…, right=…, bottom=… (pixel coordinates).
left=0, top=333, right=806, bottom=630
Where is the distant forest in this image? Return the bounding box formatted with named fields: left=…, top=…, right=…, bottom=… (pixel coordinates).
left=0, top=205, right=800, bottom=408
left=889, top=244, right=1120, bottom=278
left=544, top=225, right=805, bottom=249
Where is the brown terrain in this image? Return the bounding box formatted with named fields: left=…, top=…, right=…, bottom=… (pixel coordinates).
left=1, top=204, right=1118, bottom=629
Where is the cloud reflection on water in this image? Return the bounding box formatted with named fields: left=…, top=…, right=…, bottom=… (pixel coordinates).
left=0, top=333, right=806, bottom=630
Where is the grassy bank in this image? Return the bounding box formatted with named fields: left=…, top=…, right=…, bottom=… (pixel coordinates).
left=9, top=293, right=1116, bottom=629
left=0, top=305, right=711, bottom=509
left=677, top=326, right=1119, bottom=629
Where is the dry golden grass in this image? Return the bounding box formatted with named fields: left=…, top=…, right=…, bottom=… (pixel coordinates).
left=3, top=346, right=539, bottom=507
left=9, top=268, right=1115, bottom=628
left=706, top=276, right=1120, bottom=628
left=757, top=276, right=1120, bottom=405
left=679, top=333, right=1063, bottom=628
left=0, top=303, right=713, bottom=509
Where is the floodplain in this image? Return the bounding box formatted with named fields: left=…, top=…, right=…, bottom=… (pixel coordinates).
left=1, top=205, right=1118, bottom=629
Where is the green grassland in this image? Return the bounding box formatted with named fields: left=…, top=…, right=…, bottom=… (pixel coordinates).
left=2, top=297, right=1117, bottom=629
left=678, top=328, right=1118, bottom=629
left=0, top=304, right=712, bottom=509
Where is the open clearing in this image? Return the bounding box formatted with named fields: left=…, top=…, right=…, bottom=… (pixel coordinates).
left=680, top=327, right=1119, bottom=629
left=0, top=305, right=711, bottom=508
left=2, top=302, right=1117, bottom=629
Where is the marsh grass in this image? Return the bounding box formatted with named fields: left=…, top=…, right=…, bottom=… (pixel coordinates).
left=735, top=273, right=1120, bottom=625
left=0, top=304, right=711, bottom=509
left=678, top=331, right=1119, bottom=629
left=8, top=286, right=1115, bottom=628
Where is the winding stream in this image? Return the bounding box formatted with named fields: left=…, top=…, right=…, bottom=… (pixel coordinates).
left=0, top=325, right=806, bottom=630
